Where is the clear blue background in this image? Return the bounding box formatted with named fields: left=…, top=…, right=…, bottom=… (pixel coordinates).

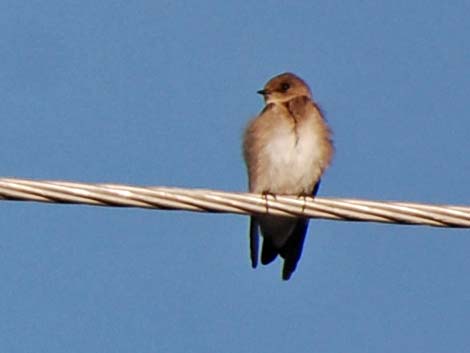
left=1, top=1, right=470, bottom=352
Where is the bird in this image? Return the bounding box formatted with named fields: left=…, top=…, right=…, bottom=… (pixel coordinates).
left=243, top=72, right=334, bottom=280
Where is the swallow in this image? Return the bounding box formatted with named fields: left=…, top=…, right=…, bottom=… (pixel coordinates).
left=243, top=72, right=334, bottom=280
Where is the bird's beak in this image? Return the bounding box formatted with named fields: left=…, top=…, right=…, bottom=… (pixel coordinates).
left=257, top=89, right=267, bottom=95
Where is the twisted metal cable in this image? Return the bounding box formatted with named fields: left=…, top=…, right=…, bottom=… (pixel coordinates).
left=1, top=177, right=469, bottom=228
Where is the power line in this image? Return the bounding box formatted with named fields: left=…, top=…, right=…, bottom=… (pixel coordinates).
left=1, top=178, right=469, bottom=228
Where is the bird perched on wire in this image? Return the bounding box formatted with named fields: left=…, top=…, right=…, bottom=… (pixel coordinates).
left=243, top=72, right=334, bottom=280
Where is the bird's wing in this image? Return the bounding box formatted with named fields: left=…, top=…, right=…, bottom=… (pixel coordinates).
left=280, top=181, right=321, bottom=280
left=280, top=219, right=309, bottom=280
left=249, top=217, right=259, bottom=268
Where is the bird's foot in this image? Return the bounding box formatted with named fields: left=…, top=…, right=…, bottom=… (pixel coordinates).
left=261, top=191, right=277, bottom=213
left=297, top=193, right=309, bottom=215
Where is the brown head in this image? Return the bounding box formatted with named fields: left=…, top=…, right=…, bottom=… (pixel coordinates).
left=257, top=72, right=312, bottom=104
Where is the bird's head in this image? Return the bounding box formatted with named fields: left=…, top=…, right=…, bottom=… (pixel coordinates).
left=257, top=72, right=312, bottom=104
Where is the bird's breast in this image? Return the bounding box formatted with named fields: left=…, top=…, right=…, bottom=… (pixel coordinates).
left=258, top=113, right=324, bottom=195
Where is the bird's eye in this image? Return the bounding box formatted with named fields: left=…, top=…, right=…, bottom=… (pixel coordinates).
left=280, top=82, right=290, bottom=92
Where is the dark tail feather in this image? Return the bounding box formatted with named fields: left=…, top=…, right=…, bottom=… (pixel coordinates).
left=249, top=217, right=259, bottom=268
left=261, top=237, right=279, bottom=265
left=280, top=219, right=309, bottom=280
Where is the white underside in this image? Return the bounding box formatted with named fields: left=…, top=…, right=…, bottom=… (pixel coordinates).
left=257, top=108, right=323, bottom=195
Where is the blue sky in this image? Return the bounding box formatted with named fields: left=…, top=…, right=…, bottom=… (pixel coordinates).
left=1, top=1, right=470, bottom=352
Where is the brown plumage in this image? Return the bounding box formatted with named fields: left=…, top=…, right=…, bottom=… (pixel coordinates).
left=243, top=72, right=333, bottom=280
